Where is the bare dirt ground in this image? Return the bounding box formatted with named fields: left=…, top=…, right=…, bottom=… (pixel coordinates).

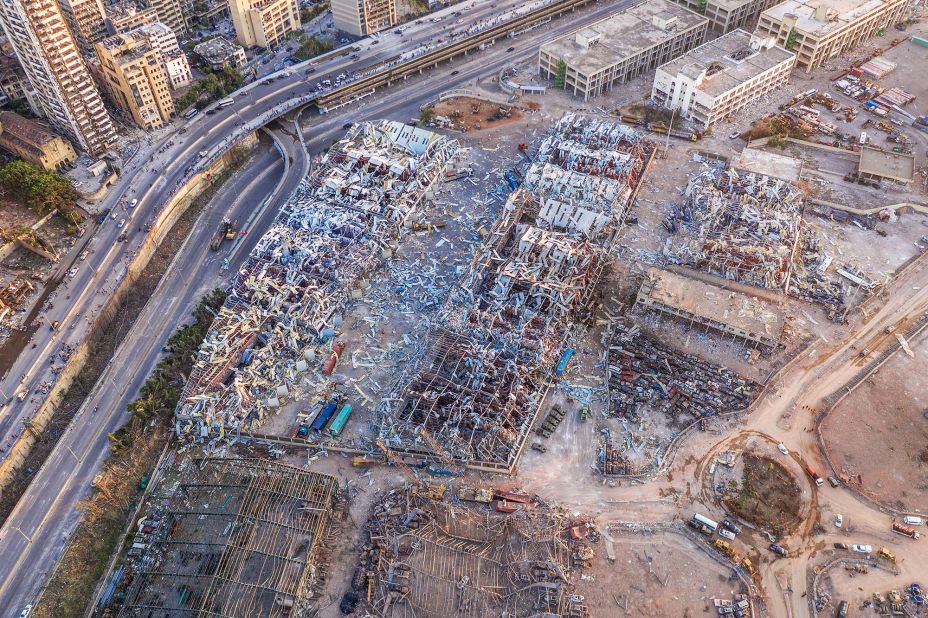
left=582, top=527, right=746, bottom=616
left=430, top=96, right=530, bottom=133
left=821, top=328, right=928, bottom=513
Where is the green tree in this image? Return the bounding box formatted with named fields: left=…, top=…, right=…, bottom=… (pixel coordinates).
left=0, top=160, right=79, bottom=216
left=785, top=28, right=798, bottom=50
left=554, top=60, right=568, bottom=89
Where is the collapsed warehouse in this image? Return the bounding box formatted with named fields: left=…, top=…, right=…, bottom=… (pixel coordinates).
left=116, top=459, right=339, bottom=617
left=353, top=485, right=589, bottom=618
left=664, top=167, right=844, bottom=306
left=601, top=319, right=758, bottom=475
left=377, top=113, right=654, bottom=470
left=174, top=121, right=460, bottom=438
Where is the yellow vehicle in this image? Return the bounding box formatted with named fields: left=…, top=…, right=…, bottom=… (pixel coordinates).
left=878, top=547, right=896, bottom=562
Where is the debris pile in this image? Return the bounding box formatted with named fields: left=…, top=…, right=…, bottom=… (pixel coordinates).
left=664, top=168, right=803, bottom=291
left=174, top=121, right=460, bottom=438
left=378, top=113, right=653, bottom=468
left=353, top=485, right=589, bottom=618
left=606, top=320, right=757, bottom=426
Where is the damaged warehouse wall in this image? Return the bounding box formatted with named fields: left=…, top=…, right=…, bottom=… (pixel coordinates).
left=377, top=113, right=654, bottom=470
left=174, top=121, right=460, bottom=439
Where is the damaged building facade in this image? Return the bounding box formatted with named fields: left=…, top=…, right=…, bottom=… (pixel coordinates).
left=377, top=113, right=654, bottom=470
left=174, top=121, right=460, bottom=438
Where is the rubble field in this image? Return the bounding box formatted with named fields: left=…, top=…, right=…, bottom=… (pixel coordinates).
left=821, top=330, right=928, bottom=513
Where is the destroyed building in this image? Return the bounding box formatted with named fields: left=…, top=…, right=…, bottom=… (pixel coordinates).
left=377, top=113, right=653, bottom=470
left=174, top=121, right=460, bottom=438
left=356, top=486, right=588, bottom=618
left=664, top=167, right=803, bottom=291
left=117, top=459, right=338, bottom=617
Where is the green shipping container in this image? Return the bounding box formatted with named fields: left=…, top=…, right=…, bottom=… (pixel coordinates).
left=328, top=404, right=353, bottom=437
left=912, top=36, right=928, bottom=48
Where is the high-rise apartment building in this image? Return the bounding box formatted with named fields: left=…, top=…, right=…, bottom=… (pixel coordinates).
left=95, top=29, right=175, bottom=129
left=0, top=0, right=116, bottom=154
left=229, top=0, right=299, bottom=48
left=146, top=0, right=187, bottom=36
left=105, top=2, right=158, bottom=34
left=58, top=0, right=108, bottom=57
left=136, top=21, right=191, bottom=88
left=331, top=0, right=395, bottom=36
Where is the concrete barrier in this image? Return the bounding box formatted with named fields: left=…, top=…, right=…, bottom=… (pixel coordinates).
left=0, top=133, right=258, bottom=490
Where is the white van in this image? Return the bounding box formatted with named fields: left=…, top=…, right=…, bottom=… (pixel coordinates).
left=903, top=516, right=924, bottom=526
left=218, top=97, right=234, bottom=108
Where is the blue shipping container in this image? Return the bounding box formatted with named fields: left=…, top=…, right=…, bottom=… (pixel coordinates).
left=310, top=402, right=338, bottom=431
left=554, top=348, right=574, bottom=376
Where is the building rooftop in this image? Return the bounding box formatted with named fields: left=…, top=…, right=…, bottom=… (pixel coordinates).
left=658, top=29, right=794, bottom=98
left=0, top=111, right=60, bottom=149
left=858, top=146, right=915, bottom=183
left=641, top=267, right=785, bottom=342
left=540, top=0, right=707, bottom=75
left=733, top=147, right=804, bottom=183
left=761, top=0, right=894, bottom=37
left=193, top=36, right=242, bottom=63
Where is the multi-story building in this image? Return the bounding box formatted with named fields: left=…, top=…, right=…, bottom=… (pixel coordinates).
left=189, top=0, right=229, bottom=27
left=193, top=35, right=246, bottom=69
left=105, top=2, right=158, bottom=34
left=539, top=0, right=709, bottom=101
left=58, top=0, right=108, bottom=57
left=0, top=0, right=116, bottom=154
left=331, top=0, right=395, bottom=36
left=229, top=0, right=299, bottom=48
left=651, top=29, right=795, bottom=128
left=136, top=21, right=191, bottom=88
left=0, top=111, right=77, bottom=170
left=0, top=52, right=34, bottom=107
left=146, top=0, right=187, bottom=36
left=754, top=0, right=912, bottom=72
left=672, top=0, right=782, bottom=32
left=95, top=29, right=175, bottom=129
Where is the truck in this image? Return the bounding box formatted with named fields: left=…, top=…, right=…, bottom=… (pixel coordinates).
left=210, top=218, right=237, bottom=251
left=903, top=516, right=924, bottom=526
left=892, top=522, right=921, bottom=539
left=690, top=513, right=718, bottom=535
left=805, top=465, right=824, bottom=487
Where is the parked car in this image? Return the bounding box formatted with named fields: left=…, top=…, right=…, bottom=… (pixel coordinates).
left=722, top=519, right=741, bottom=535
left=718, top=528, right=736, bottom=541
left=768, top=543, right=788, bottom=556
left=827, top=476, right=840, bottom=487
left=777, top=443, right=789, bottom=455
left=834, top=514, right=843, bottom=528
left=851, top=544, right=872, bottom=553
left=129, top=198, right=137, bottom=208
left=19, top=605, right=32, bottom=618
left=68, top=266, right=79, bottom=277
left=97, top=208, right=111, bottom=224
left=451, top=70, right=459, bottom=75
left=833, top=542, right=849, bottom=550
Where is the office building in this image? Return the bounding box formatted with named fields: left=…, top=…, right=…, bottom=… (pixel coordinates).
left=754, top=0, right=912, bottom=71
left=652, top=29, right=795, bottom=128
left=146, top=0, right=187, bottom=36
left=105, top=2, right=158, bottom=34
left=672, top=0, right=782, bottom=32
left=58, top=0, right=108, bottom=57
left=193, top=35, right=246, bottom=69
left=538, top=0, right=709, bottom=101
left=229, top=0, right=299, bottom=49
left=136, top=22, right=191, bottom=88
left=0, top=111, right=77, bottom=170
left=331, top=0, right=395, bottom=36
left=95, top=29, right=175, bottom=129
left=0, top=0, right=116, bottom=154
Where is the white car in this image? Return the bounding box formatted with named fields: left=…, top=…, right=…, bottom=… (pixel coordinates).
left=777, top=443, right=789, bottom=455
left=718, top=528, right=736, bottom=540
left=834, top=514, right=843, bottom=528
left=117, top=218, right=126, bottom=229
left=68, top=266, right=79, bottom=277
left=129, top=198, right=138, bottom=208
left=20, top=605, right=32, bottom=618
left=852, top=544, right=872, bottom=553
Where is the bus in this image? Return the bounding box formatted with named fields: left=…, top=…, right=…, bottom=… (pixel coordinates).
left=310, top=401, right=338, bottom=432
left=328, top=404, right=353, bottom=437
left=184, top=107, right=199, bottom=120
left=218, top=97, right=234, bottom=108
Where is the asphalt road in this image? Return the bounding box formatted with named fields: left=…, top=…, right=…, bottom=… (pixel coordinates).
left=0, top=0, right=636, bottom=611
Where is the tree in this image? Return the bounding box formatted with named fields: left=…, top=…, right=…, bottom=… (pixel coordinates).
left=554, top=60, right=567, bottom=89
left=0, top=160, right=79, bottom=216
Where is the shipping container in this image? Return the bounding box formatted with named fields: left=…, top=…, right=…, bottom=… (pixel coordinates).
left=693, top=513, right=718, bottom=532
left=912, top=36, right=928, bottom=48
left=328, top=404, right=353, bottom=437
left=310, top=401, right=338, bottom=431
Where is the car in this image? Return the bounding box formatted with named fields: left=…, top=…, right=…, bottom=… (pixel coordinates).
left=68, top=266, right=79, bottom=277
left=451, top=69, right=459, bottom=75
left=342, top=122, right=353, bottom=130
left=117, top=218, right=126, bottom=229
left=718, top=528, right=736, bottom=540
left=129, top=198, right=138, bottom=208
left=79, top=250, right=88, bottom=261
left=350, top=53, right=360, bottom=59
left=110, top=209, right=118, bottom=220
left=97, top=208, right=111, bottom=224
left=305, top=67, right=316, bottom=74
left=729, top=130, right=741, bottom=140
left=179, top=127, right=188, bottom=134
left=777, top=443, right=789, bottom=455
left=834, top=514, right=843, bottom=528
left=506, top=46, right=515, bottom=52
left=827, top=476, right=840, bottom=487
left=851, top=544, right=872, bottom=553
left=19, top=605, right=32, bottom=618
left=721, top=519, right=741, bottom=535
left=17, top=390, right=28, bottom=401
left=833, top=542, right=849, bottom=550
left=199, top=150, right=209, bottom=157
left=262, top=79, right=273, bottom=85
left=768, top=543, right=788, bottom=556
left=205, top=109, right=216, bottom=115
